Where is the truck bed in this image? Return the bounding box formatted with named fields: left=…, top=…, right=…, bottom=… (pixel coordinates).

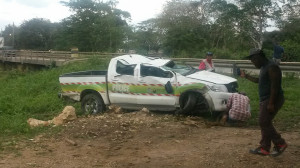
left=60, top=70, right=107, bottom=77
left=59, top=70, right=108, bottom=102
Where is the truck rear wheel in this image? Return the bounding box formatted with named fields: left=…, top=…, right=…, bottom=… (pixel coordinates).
left=81, top=93, right=105, bottom=114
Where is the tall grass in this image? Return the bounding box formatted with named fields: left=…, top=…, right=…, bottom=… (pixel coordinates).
left=238, top=76, right=300, bottom=130
left=0, top=57, right=110, bottom=138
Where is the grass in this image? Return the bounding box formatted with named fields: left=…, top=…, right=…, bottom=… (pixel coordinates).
left=0, top=56, right=299, bottom=143
left=0, top=56, right=110, bottom=142
left=238, top=76, right=300, bottom=131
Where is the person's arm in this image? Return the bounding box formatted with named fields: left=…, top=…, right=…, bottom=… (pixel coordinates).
left=267, top=65, right=281, bottom=113
left=240, top=70, right=259, bottom=83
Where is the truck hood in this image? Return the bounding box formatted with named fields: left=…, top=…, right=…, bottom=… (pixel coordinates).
left=185, top=71, right=236, bottom=84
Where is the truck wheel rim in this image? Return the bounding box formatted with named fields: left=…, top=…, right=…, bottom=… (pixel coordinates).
left=84, top=98, right=98, bottom=114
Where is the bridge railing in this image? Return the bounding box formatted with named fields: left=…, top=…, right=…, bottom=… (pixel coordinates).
left=0, top=50, right=72, bottom=66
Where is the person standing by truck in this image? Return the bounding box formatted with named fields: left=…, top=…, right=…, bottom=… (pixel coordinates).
left=241, top=48, right=287, bottom=157
left=199, top=52, right=215, bottom=72
left=272, top=41, right=284, bottom=65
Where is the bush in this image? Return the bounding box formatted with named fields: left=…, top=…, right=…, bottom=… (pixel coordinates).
left=281, top=40, right=300, bottom=62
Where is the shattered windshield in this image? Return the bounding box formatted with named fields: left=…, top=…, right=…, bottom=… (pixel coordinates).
left=162, top=61, right=199, bottom=76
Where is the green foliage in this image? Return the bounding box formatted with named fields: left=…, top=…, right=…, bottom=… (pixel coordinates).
left=18, top=18, right=56, bottom=50
left=281, top=40, right=300, bottom=62
left=263, top=18, right=300, bottom=61
left=128, top=19, right=162, bottom=54
left=1, top=24, right=18, bottom=48
left=56, top=0, right=131, bottom=52
left=0, top=58, right=109, bottom=137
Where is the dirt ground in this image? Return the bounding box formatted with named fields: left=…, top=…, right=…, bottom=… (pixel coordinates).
left=0, top=107, right=299, bottom=168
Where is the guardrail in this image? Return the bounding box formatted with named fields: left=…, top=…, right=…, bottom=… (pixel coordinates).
left=0, top=50, right=128, bottom=66
left=172, top=58, right=300, bottom=77
left=0, top=50, right=299, bottom=77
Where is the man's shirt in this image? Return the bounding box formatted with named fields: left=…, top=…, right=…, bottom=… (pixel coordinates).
left=227, top=93, right=251, bottom=121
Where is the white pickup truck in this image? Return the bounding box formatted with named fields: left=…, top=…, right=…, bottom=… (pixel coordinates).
left=59, top=54, right=238, bottom=115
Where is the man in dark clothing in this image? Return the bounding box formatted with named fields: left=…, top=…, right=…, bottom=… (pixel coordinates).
left=241, top=48, right=287, bottom=157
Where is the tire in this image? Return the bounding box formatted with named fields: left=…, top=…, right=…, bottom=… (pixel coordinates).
left=180, top=93, right=197, bottom=114
left=192, top=93, right=210, bottom=115
left=81, top=93, right=105, bottom=114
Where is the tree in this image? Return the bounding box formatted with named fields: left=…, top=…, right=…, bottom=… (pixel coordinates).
left=157, top=0, right=212, bottom=57
left=58, top=0, right=131, bottom=52
left=129, top=19, right=162, bottom=54
left=18, top=18, right=56, bottom=50
left=1, top=24, right=18, bottom=48
left=280, top=18, right=300, bottom=61
left=235, top=0, right=281, bottom=49
left=210, top=0, right=242, bottom=50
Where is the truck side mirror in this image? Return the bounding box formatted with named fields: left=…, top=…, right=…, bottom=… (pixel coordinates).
left=165, top=81, right=173, bottom=94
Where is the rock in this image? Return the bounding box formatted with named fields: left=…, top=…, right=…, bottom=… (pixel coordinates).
left=27, top=118, right=50, bottom=127
left=52, top=106, right=77, bottom=126
left=108, top=105, right=122, bottom=114
left=65, top=138, right=77, bottom=146
left=141, top=107, right=149, bottom=113
left=27, top=106, right=77, bottom=127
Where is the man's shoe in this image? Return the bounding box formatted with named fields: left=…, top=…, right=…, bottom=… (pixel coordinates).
left=249, top=147, right=270, bottom=156
left=270, top=143, right=287, bottom=157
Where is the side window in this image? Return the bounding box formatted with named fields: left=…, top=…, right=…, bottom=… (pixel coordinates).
left=141, top=65, right=173, bottom=78
left=116, top=61, right=136, bottom=76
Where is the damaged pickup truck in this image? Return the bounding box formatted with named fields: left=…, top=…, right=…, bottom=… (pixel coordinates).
left=59, top=54, right=238, bottom=115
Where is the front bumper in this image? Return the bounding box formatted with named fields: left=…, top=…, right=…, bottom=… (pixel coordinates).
left=206, top=91, right=232, bottom=112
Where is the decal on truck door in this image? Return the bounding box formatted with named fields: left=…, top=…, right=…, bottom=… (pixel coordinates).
left=112, top=83, right=130, bottom=93
left=61, top=82, right=206, bottom=97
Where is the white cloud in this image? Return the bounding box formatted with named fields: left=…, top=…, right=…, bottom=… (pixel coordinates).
left=117, top=0, right=167, bottom=24
left=0, top=0, right=71, bottom=30
left=13, top=0, right=52, bottom=8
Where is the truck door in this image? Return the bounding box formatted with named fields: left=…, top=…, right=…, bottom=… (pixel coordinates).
left=136, top=64, right=176, bottom=108
left=108, top=60, right=137, bottom=105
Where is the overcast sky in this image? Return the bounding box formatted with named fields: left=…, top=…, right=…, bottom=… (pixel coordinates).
left=0, top=0, right=168, bottom=31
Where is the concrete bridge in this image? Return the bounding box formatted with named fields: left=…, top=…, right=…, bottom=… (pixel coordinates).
left=0, top=50, right=73, bottom=66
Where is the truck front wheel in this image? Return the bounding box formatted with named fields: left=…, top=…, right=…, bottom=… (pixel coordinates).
left=81, top=93, right=105, bottom=114
left=179, top=93, right=197, bottom=115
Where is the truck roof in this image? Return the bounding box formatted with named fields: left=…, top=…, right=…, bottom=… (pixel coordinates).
left=112, top=54, right=170, bottom=67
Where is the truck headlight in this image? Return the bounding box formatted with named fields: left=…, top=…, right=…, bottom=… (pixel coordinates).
left=207, top=84, right=228, bottom=92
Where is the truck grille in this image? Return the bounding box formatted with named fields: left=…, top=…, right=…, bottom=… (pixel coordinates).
left=225, top=82, right=238, bottom=93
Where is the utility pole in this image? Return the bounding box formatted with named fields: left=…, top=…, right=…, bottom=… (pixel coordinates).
left=12, top=22, right=15, bottom=48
